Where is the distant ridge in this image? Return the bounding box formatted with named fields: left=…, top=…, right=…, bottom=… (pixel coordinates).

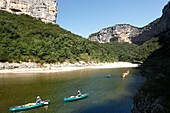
left=88, top=5, right=167, bottom=45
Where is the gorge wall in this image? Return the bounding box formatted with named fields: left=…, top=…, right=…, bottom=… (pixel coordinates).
left=0, top=0, right=58, bottom=24
left=132, top=1, right=170, bottom=113
left=88, top=5, right=168, bottom=45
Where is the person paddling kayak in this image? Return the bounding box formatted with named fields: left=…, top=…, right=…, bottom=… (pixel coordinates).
left=36, top=96, right=42, bottom=104
left=77, top=90, right=82, bottom=97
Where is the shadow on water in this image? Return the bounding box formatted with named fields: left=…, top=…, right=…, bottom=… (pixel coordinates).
left=72, top=69, right=144, bottom=113
left=74, top=97, right=132, bottom=113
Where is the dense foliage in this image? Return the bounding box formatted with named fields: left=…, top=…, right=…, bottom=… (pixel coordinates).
left=0, top=10, right=161, bottom=64
left=134, top=37, right=161, bottom=62
left=0, top=10, right=114, bottom=63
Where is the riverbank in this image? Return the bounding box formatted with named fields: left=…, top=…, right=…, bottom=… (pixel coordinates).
left=0, top=62, right=140, bottom=73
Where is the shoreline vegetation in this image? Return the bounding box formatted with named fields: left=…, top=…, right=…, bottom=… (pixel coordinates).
left=0, top=62, right=140, bottom=74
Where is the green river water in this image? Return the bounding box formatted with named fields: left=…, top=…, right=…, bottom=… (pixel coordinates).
left=0, top=68, right=144, bottom=113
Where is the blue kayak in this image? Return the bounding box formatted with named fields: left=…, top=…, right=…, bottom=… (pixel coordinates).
left=64, top=93, right=89, bottom=102
left=9, top=99, right=50, bottom=112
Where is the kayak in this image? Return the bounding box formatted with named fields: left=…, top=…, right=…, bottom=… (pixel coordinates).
left=106, top=74, right=111, bottom=78
left=64, top=93, right=89, bottom=102
left=121, top=70, right=130, bottom=78
left=9, top=99, right=50, bottom=112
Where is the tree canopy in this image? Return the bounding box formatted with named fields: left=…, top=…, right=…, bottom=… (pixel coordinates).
left=0, top=10, right=161, bottom=64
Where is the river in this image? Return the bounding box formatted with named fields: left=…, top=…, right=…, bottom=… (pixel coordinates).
left=0, top=68, right=144, bottom=113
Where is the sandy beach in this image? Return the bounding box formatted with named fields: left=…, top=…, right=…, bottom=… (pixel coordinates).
left=0, top=62, right=140, bottom=73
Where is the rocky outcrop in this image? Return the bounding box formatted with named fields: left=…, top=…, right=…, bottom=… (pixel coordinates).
left=88, top=8, right=165, bottom=45
left=89, top=21, right=160, bottom=45
left=0, top=62, right=40, bottom=69
left=89, top=24, right=141, bottom=44
left=0, top=61, right=95, bottom=70
left=157, top=1, right=170, bottom=35
left=0, top=0, right=58, bottom=24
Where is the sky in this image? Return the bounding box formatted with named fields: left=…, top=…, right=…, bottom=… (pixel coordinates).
left=57, top=0, right=169, bottom=38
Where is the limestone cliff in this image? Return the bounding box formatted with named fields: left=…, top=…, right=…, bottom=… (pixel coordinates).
left=89, top=24, right=141, bottom=44
left=88, top=8, right=163, bottom=45
left=0, top=0, right=58, bottom=24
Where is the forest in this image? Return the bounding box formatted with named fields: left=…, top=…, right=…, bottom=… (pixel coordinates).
left=0, top=10, right=161, bottom=64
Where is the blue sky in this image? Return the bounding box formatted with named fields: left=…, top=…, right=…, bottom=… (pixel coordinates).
left=57, top=0, right=169, bottom=38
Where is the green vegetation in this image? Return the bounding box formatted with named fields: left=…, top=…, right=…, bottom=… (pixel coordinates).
left=100, top=42, right=138, bottom=62
left=134, top=37, right=161, bottom=62
left=0, top=10, right=161, bottom=64
left=0, top=10, right=114, bottom=63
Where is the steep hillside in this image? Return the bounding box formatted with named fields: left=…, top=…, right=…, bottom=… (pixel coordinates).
left=0, top=10, right=162, bottom=65
left=132, top=2, right=170, bottom=113
left=0, top=10, right=107, bottom=63
left=132, top=31, right=170, bottom=113
left=0, top=10, right=144, bottom=64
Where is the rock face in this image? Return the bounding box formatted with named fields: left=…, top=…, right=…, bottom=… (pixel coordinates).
left=89, top=24, right=141, bottom=44
left=0, top=0, right=58, bottom=24
left=89, top=22, right=160, bottom=45
left=132, top=2, right=170, bottom=113
left=158, top=1, right=170, bottom=33
left=88, top=6, right=169, bottom=45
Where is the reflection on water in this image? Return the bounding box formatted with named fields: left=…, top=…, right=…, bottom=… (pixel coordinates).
left=0, top=68, right=144, bottom=113
left=44, top=105, right=49, bottom=110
